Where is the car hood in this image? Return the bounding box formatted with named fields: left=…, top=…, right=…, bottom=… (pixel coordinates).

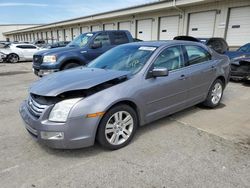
left=0, top=48, right=12, bottom=54
left=30, top=67, right=130, bottom=97
left=34, top=46, right=80, bottom=56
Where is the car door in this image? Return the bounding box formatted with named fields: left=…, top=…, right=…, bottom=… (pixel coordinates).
left=183, top=45, right=216, bottom=105
left=25, top=45, right=39, bottom=60
left=141, top=45, right=189, bottom=123
left=85, top=32, right=113, bottom=62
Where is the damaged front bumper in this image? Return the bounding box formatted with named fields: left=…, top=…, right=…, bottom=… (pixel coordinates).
left=19, top=100, right=100, bottom=149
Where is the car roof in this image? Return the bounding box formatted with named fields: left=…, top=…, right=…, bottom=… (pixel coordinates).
left=122, top=40, right=204, bottom=48
left=89, top=30, right=129, bottom=34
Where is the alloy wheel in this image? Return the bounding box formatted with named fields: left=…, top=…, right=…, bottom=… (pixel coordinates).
left=105, top=111, right=134, bottom=145
left=211, top=82, right=222, bottom=105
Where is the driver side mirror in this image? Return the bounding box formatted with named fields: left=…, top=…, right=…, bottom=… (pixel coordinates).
left=150, top=67, right=169, bottom=78
left=91, top=42, right=102, bottom=49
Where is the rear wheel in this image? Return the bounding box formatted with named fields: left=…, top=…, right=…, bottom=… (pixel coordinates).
left=62, top=62, right=79, bottom=70
left=7, top=53, right=19, bottom=63
left=97, top=104, right=138, bottom=150
left=203, top=79, right=224, bottom=108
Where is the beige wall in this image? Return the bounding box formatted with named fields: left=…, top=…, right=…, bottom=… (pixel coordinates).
left=0, top=24, right=40, bottom=41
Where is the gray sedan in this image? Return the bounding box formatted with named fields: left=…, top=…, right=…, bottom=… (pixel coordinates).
left=19, top=41, right=230, bottom=150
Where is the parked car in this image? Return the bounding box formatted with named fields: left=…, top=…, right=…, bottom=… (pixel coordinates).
left=0, top=43, right=42, bottom=63
left=33, top=30, right=134, bottom=76
left=230, top=58, right=250, bottom=81
left=33, top=40, right=46, bottom=47
left=173, top=36, right=229, bottom=54
left=20, top=41, right=230, bottom=150
left=225, top=43, right=250, bottom=59
left=42, top=41, right=71, bottom=49
left=133, top=38, right=143, bottom=42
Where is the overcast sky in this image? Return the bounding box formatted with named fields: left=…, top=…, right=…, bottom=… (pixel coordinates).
left=0, top=0, right=156, bottom=24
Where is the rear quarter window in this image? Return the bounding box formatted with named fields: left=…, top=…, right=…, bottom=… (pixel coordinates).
left=111, top=32, right=129, bottom=45
left=185, top=45, right=211, bottom=65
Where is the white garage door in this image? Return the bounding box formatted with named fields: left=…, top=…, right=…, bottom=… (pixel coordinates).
left=137, top=19, right=153, bottom=41
left=104, top=23, right=114, bottom=30
left=119, top=21, right=131, bottom=32
left=58, top=30, right=64, bottom=41
left=65, top=28, right=72, bottom=41
left=47, top=31, right=52, bottom=43
left=52, top=30, right=58, bottom=41
left=29, top=34, right=32, bottom=42
left=188, top=11, right=216, bottom=38
left=32, top=33, right=35, bottom=41
left=42, top=32, right=47, bottom=40
left=159, top=16, right=180, bottom=40
left=72, top=28, right=80, bottom=39
left=80, top=26, right=89, bottom=34
left=226, top=6, right=250, bottom=46
left=38, top=32, right=42, bottom=40
left=91, top=25, right=101, bottom=31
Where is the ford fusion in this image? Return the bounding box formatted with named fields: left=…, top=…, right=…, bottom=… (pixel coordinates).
left=20, top=41, right=230, bottom=150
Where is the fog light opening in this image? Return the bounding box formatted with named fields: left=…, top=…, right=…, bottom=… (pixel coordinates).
left=41, top=131, right=64, bottom=140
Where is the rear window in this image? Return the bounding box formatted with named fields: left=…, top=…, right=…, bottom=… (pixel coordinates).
left=185, top=45, right=211, bottom=65
left=112, top=32, right=129, bottom=45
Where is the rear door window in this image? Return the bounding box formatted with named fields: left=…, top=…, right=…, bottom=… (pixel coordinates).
left=184, top=45, right=211, bottom=65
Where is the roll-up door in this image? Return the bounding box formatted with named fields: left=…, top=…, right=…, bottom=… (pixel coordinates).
left=159, top=16, right=180, bottom=40
left=104, top=23, right=114, bottom=30
left=188, top=11, right=216, bottom=38
left=226, top=6, right=250, bottom=46
left=137, top=19, right=153, bottom=41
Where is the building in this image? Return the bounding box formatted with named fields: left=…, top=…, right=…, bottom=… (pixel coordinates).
left=3, top=0, right=250, bottom=48
left=0, top=24, right=40, bottom=41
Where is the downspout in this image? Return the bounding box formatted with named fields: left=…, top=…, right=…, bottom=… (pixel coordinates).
left=172, top=0, right=185, bottom=36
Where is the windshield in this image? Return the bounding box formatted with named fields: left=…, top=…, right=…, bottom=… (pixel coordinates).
left=87, top=45, right=156, bottom=74
left=67, top=33, right=93, bottom=48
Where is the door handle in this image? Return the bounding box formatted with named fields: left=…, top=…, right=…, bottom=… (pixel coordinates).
left=179, top=74, right=186, bottom=80
left=80, top=51, right=87, bottom=54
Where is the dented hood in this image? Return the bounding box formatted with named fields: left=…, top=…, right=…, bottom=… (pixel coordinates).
left=30, top=67, right=130, bottom=96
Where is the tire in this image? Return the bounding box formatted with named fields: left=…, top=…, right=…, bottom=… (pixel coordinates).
left=62, top=62, right=79, bottom=70
left=203, top=79, right=224, bottom=108
left=7, top=53, right=19, bottom=63
left=97, top=104, right=138, bottom=150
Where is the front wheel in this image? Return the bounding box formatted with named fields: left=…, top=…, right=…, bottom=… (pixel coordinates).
left=203, top=79, right=224, bottom=108
left=97, top=104, right=138, bottom=150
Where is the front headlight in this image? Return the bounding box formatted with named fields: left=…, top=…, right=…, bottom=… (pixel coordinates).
left=43, top=55, right=57, bottom=63
left=49, top=98, right=82, bottom=122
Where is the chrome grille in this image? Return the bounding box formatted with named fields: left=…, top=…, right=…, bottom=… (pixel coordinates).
left=27, top=96, right=47, bottom=118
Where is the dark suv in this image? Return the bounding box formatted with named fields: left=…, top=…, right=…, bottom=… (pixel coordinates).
left=33, top=30, right=133, bottom=76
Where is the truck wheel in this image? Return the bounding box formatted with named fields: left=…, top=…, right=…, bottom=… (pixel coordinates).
left=62, top=63, right=79, bottom=70
left=8, top=53, right=19, bottom=63
left=97, top=104, right=138, bottom=150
